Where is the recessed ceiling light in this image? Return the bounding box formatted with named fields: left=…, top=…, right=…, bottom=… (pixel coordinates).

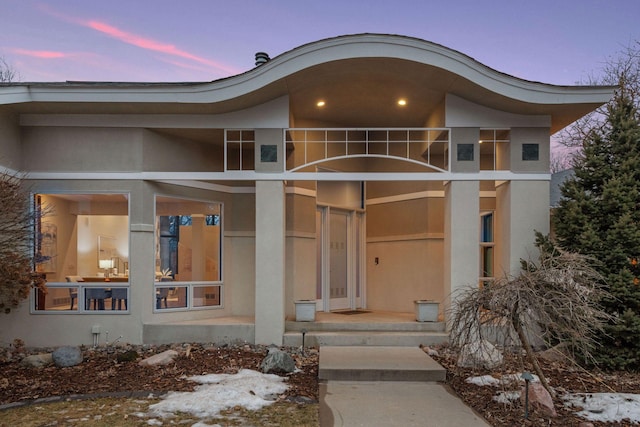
left=317, top=100, right=325, bottom=107
left=397, top=99, right=407, bottom=106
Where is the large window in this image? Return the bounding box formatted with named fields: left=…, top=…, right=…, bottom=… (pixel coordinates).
left=155, top=196, right=222, bottom=311
left=33, top=193, right=130, bottom=313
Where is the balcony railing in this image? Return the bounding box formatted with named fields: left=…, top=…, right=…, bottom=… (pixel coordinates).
left=285, top=128, right=450, bottom=172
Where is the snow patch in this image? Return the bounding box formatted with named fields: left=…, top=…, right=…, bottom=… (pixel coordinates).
left=148, top=369, right=288, bottom=419
left=564, top=393, right=640, bottom=424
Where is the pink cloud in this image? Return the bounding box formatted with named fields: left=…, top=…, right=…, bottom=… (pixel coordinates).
left=82, top=20, right=239, bottom=75
left=11, top=49, right=70, bottom=59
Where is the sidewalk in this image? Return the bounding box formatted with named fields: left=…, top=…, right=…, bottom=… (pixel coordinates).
left=318, top=346, right=491, bottom=427
left=319, top=380, right=491, bottom=427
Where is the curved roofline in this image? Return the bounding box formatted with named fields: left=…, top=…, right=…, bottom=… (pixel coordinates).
left=0, top=33, right=615, bottom=107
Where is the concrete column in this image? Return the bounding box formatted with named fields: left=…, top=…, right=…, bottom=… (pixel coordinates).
left=255, top=180, right=286, bottom=345
left=496, top=180, right=550, bottom=275
left=444, top=180, right=479, bottom=325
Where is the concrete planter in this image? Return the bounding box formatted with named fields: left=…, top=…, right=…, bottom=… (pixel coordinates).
left=294, top=300, right=316, bottom=322
left=414, top=300, right=439, bottom=322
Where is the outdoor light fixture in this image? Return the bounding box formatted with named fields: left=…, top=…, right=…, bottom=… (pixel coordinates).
left=521, top=371, right=534, bottom=419
left=301, top=328, right=307, bottom=356
left=397, top=99, right=407, bottom=106
left=316, top=100, right=325, bottom=107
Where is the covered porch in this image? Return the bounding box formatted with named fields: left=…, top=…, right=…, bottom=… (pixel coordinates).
left=142, top=310, right=447, bottom=347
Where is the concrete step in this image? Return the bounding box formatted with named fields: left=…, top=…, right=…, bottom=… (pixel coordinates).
left=283, top=330, right=448, bottom=347
left=319, top=346, right=446, bottom=382
left=285, top=320, right=445, bottom=332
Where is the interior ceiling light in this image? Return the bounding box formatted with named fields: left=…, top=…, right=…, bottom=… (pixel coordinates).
left=397, top=99, right=407, bottom=106
left=317, top=100, right=326, bottom=107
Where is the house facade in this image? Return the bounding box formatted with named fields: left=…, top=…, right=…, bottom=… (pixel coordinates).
left=0, top=34, right=613, bottom=347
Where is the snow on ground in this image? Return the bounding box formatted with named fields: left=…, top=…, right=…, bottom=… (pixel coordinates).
left=466, top=374, right=640, bottom=424
left=147, top=369, right=289, bottom=419
left=564, top=393, right=640, bottom=424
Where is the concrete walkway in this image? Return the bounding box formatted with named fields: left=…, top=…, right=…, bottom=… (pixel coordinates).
left=318, top=346, right=491, bottom=427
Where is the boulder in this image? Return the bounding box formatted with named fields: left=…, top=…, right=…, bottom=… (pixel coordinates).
left=138, top=349, right=179, bottom=366
left=21, top=353, right=53, bottom=368
left=521, top=382, right=557, bottom=417
left=457, top=340, right=503, bottom=369
left=52, top=346, right=83, bottom=367
left=260, top=347, right=296, bottom=373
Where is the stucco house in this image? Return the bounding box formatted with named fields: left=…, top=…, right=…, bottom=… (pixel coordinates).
left=0, top=34, right=613, bottom=348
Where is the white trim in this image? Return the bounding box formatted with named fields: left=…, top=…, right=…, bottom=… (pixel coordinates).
left=25, top=170, right=551, bottom=182
left=367, top=191, right=445, bottom=205
left=224, top=231, right=255, bottom=238
left=367, top=233, right=445, bottom=243
left=286, top=231, right=316, bottom=239
left=285, top=187, right=316, bottom=197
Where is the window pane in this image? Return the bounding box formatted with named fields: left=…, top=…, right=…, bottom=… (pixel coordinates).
left=34, top=193, right=129, bottom=312
left=156, top=286, right=187, bottom=309
left=193, top=285, right=221, bottom=307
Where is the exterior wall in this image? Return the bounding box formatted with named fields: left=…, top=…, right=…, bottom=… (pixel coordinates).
left=142, top=129, right=224, bottom=172
left=496, top=180, right=550, bottom=275
left=0, top=180, right=144, bottom=347
left=450, top=127, right=480, bottom=173
left=285, top=193, right=316, bottom=317
left=21, top=127, right=143, bottom=172
left=254, top=181, right=285, bottom=345
left=366, top=189, right=445, bottom=314
left=0, top=111, right=21, bottom=169
left=510, top=127, right=550, bottom=172
left=444, top=180, right=480, bottom=324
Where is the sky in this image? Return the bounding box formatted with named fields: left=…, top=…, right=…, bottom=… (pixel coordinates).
left=2, top=0, right=639, bottom=85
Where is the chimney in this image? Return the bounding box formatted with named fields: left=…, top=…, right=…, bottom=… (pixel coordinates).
left=255, top=52, right=270, bottom=67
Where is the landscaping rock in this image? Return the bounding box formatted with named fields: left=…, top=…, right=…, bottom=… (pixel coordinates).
left=20, top=353, right=53, bottom=368
left=260, top=347, right=295, bottom=373
left=457, top=340, right=503, bottom=369
left=52, top=346, right=83, bottom=367
left=138, top=349, right=178, bottom=366
left=521, top=382, right=557, bottom=417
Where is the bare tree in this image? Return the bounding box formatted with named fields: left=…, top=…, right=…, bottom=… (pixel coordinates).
left=0, top=56, right=18, bottom=83
left=449, top=233, right=613, bottom=397
left=557, top=41, right=640, bottom=149
left=0, top=170, right=47, bottom=313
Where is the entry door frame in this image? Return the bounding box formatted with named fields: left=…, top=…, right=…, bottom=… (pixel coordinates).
left=317, top=205, right=365, bottom=311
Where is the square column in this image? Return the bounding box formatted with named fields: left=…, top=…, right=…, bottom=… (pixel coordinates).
left=496, top=180, right=550, bottom=274
left=444, top=180, right=479, bottom=324
left=255, top=180, right=286, bottom=345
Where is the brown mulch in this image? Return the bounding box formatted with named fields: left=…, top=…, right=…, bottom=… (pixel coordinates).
left=432, top=345, right=640, bottom=427
left=3, top=341, right=640, bottom=426
left=0, top=343, right=318, bottom=406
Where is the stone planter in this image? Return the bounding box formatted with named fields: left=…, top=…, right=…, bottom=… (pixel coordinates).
left=294, top=300, right=316, bottom=322
left=414, top=300, right=439, bottom=322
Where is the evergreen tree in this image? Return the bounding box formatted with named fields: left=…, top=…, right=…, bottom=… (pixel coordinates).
left=553, top=92, right=640, bottom=369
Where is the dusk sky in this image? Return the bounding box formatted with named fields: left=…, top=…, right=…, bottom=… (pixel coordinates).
left=2, top=0, right=639, bottom=86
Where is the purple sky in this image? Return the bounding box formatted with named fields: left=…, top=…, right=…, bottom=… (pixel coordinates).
left=2, top=0, right=639, bottom=85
